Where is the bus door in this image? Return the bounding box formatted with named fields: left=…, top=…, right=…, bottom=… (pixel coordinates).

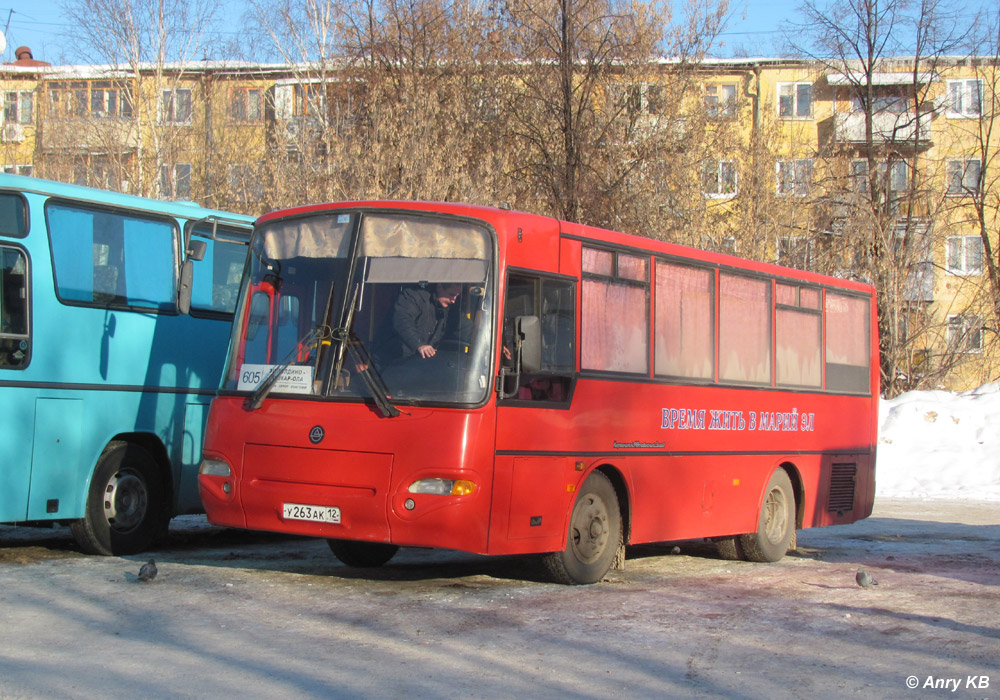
left=495, top=272, right=577, bottom=544
left=0, top=242, right=31, bottom=521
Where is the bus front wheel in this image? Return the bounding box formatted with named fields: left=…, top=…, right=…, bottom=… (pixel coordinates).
left=327, top=539, right=399, bottom=568
left=738, top=468, right=796, bottom=562
left=544, top=470, right=621, bottom=585
left=71, top=441, right=166, bottom=556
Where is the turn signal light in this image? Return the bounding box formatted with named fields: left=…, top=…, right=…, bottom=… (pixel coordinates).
left=408, top=478, right=476, bottom=496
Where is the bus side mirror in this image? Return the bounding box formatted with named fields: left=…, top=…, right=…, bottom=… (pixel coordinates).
left=517, top=315, right=541, bottom=373
left=178, top=260, right=194, bottom=315
left=186, top=239, right=207, bottom=262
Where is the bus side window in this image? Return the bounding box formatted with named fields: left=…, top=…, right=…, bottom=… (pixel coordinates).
left=503, top=273, right=575, bottom=403
left=189, top=228, right=248, bottom=315
left=0, top=245, right=29, bottom=368
left=47, top=202, right=176, bottom=310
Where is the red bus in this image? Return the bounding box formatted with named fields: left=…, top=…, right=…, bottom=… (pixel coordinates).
left=199, top=201, right=878, bottom=584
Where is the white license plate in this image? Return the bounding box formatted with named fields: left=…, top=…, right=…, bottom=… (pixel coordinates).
left=282, top=503, right=341, bottom=524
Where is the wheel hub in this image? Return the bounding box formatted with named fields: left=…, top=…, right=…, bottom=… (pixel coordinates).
left=103, top=470, right=148, bottom=533
left=763, top=487, right=788, bottom=545
left=570, top=494, right=610, bottom=564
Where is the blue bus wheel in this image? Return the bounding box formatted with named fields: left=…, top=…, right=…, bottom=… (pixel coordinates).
left=543, top=470, right=621, bottom=585
left=70, top=441, right=166, bottom=556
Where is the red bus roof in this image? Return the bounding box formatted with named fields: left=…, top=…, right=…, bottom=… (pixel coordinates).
left=256, top=200, right=875, bottom=295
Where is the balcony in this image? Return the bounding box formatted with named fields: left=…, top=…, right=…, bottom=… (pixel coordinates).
left=833, top=111, right=932, bottom=146
left=38, top=118, right=139, bottom=153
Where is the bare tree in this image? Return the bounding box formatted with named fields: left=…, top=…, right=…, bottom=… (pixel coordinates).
left=786, top=0, right=974, bottom=395
left=494, top=0, right=730, bottom=224
left=50, top=0, right=222, bottom=198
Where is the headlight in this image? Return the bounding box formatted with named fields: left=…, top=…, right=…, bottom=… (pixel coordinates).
left=407, top=478, right=476, bottom=496
left=199, top=459, right=232, bottom=477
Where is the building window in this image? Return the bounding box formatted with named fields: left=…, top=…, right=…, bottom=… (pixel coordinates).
left=3, top=91, right=33, bottom=124
left=946, top=159, right=981, bottom=196
left=293, top=84, right=325, bottom=117
left=229, top=87, right=262, bottom=122
left=778, top=236, right=815, bottom=270
left=161, top=88, right=193, bottom=124
left=702, top=160, right=737, bottom=198
left=699, top=235, right=737, bottom=255
left=851, top=159, right=908, bottom=196
left=947, top=79, right=982, bottom=118
left=778, top=82, right=813, bottom=119
left=159, top=163, right=192, bottom=199
left=90, top=81, right=133, bottom=119
left=47, top=81, right=132, bottom=120
left=705, top=84, right=737, bottom=118
left=947, top=314, right=983, bottom=353
left=946, top=236, right=983, bottom=275
left=623, top=83, right=667, bottom=116
left=776, top=159, right=813, bottom=196
left=851, top=93, right=907, bottom=114
left=2, top=165, right=33, bottom=177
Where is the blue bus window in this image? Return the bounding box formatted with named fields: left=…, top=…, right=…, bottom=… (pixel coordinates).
left=190, top=228, right=247, bottom=314
left=0, top=193, right=27, bottom=238
left=0, top=245, right=29, bottom=368
left=47, top=202, right=176, bottom=310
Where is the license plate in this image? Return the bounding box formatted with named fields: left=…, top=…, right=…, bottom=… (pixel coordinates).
left=282, top=503, right=341, bottom=524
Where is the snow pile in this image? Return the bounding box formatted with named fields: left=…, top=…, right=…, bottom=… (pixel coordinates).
left=877, top=382, right=1000, bottom=501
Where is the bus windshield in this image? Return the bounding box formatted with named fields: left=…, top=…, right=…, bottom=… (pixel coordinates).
left=224, top=210, right=496, bottom=406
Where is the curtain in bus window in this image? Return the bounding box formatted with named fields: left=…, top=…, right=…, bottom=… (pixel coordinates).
left=719, top=274, right=771, bottom=384
left=123, top=218, right=175, bottom=309
left=48, top=206, right=97, bottom=302
left=581, top=278, right=647, bottom=373
left=581, top=247, right=614, bottom=276
left=826, top=293, right=870, bottom=392
left=654, top=262, right=713, bottom=379
left=776, top=308, right=821, bottom=387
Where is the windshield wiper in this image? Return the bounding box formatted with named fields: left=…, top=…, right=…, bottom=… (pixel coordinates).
left=345, top=331, right=401, bottom=418
left=328, top=283, right=400, bottom=418
left=243, top=324, right=329, bottom=411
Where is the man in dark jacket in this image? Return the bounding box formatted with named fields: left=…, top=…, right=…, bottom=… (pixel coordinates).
left=384, top=283, right=462, bottom=362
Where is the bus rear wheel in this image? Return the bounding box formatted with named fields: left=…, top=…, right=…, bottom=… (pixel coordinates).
left=738, top=468, right=796, bottom=562
left=543, top=470, right=621, bottom=585
left=327, top=539, right=399, bottom=568
left=70, top=441, right=166, bottom=556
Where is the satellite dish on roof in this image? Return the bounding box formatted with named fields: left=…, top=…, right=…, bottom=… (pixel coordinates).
left=0, top=32, right=7, bottom=57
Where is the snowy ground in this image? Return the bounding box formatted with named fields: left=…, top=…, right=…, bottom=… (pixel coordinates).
left=0, top=387, right=997, bottom=699
left=877, top=383, right=1000, bottom=501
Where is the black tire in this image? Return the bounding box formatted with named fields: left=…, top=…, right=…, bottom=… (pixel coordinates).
left=738, top=469, right=796, bottom=563
left=714, top=536, right=744, bottom=561
left=70, top=441, right=166, bottom=556
left=543, top=470, right=621, bottom=585
left=327, top=539, right=399, bottom=568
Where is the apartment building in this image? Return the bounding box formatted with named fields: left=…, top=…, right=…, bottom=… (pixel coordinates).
left=1, top=51, right=996, bottom=391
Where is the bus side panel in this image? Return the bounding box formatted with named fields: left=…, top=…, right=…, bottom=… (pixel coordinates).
left=0, top=389, right=36, bottom=522
left=177, top=401, right=211, bottom=513
left=27, top=398, right=84, bottom=519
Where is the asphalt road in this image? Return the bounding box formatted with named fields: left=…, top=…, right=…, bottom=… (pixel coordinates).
left=0, top=498, right=997, bottom=700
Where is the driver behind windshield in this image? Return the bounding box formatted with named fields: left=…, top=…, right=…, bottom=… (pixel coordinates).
left=376, top=282, right=463, bottom=363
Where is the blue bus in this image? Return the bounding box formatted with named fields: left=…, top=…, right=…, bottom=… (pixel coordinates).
left=0, top=174, right=254, bottom=555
